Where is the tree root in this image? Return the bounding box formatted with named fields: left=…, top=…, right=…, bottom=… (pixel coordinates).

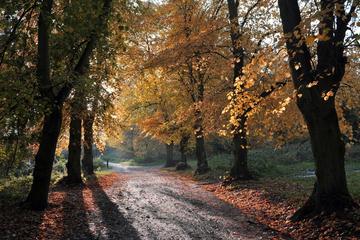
left=291, top=193, right=359, bottom=222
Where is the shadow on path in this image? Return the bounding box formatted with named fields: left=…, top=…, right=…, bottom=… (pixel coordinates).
left=89, top=176, right=140, bottom=240
left=159, top=187, right=293, bottom=239
left=60, top=185, right=94, bottom=240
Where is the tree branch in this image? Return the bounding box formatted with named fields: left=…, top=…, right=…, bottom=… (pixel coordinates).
left=0, top=0, right=38, bottom=67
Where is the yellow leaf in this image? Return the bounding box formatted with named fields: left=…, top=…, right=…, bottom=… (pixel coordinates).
left=305, top=35, right=316, bottom=46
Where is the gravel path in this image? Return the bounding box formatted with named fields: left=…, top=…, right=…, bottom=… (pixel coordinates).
left=100, top=163, right=286, bottom=240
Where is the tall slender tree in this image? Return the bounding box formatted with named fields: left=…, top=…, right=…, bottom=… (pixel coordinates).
left=26, top=0, right=113, bottom=210
left=25, top=0, right=62, bottom=210
left=64, top=0, right=113, bottom=184
left=226, top=0, right=254, bottom=179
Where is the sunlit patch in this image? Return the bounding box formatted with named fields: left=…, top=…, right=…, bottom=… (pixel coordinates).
left=37, top=191, right=66, bottom=240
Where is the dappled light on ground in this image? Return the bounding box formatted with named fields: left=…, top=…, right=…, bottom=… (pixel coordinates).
left=0, top=173, right=138, bottom=240
left=178, top=174, right=360, bottom=239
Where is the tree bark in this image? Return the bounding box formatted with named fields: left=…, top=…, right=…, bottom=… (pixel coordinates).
left=82, top=112, right=95, bottom=175
left=66, top=111, right=83, bottom=184
left=179, top=135, right=190, bottom=165
left=25, top=0, right=57, bottom=210
left=291, top=102, right=354, bottom=220
left=26, top=0, right=112, bottom=210
left=226, top=0, right=252, bottom=180
left=165, top=141, right=175, bottom=167
left=231, top=116, right=251, bottom=179
left=194, top=108, right=209, bottom=175
left=26, top=105, right=62, bottom=210
left=278, top=0, right=356, bottom=220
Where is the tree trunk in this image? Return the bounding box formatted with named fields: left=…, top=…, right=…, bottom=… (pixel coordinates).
left=231, top=116, right=252, bottom=179
left=26, top=0, right=112, bottom=210
left=226, top=0, right=251, bottom=180
left=292, top=99, right=354, bottom=220
left=165, top=141, right=175, bottom=167
left=176, top=135, right=190, bottom=171
left=278, top=0, right=356, bottom=220
left=26, top=105, right=63, bottom=210
left=5, top=135, right=19, bottom=176
left=25, top=0, right=57, bottom=211
left=194, top=108, right=209, bottom=175
left=82, top=113, right=95, bottom=175
left=66, top=112, right=83, bottom=184
left=179, top=135, right=190, bottom=165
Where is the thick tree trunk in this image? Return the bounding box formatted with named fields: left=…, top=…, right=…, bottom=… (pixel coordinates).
left=194, top=108, right=209, bottom=175
left=165, top=141, right=175, bottom=167
left=66, top=112, right=83, bottom=184
left=278, top=0, right=356, bottom=220
left=25, top=0, right=57, bottom=211
left=292, top=99, right=354, bottom=220
left=82, top=113, right=95, bottom=175
left=26, top=106, right=62, bottom=210
left=231, top=116, right=251, bottom=179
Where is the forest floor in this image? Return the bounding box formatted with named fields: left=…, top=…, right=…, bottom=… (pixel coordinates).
left=169, top=171, right=360, bottom=240
left=0, top=165, right=287, bottom=240
left=1, top=162, right=360, bottom=239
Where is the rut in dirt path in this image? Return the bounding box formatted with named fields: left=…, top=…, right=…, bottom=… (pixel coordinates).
left=110, top=163, right=290, bottom=240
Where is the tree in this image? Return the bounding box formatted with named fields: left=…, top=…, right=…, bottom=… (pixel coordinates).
left=25, top=0, right=63, bottom=210
left=145, top=0, right=230, bottom=174
left=224, top=0, right=291, bottom=180
left=26, top=0, right=113, bottom=210
left=66, top=95, right=83, bottom=184
left=278, top=0, right=359, bottom=220
left=177, top=133, right=191, bottom=170
left=226, top=0, right=258, bottom=179
left=82, top=103, right=96, bottom=175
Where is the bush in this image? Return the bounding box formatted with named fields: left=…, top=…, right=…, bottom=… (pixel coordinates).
left=0, top=175, right=32, bottom=206
left=53, top=156, right=67, bottom=175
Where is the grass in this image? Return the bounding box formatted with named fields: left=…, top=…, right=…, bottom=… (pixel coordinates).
left=0, top=172, right=64, bottom=207
left=173, top=144, right=360, bottom=204
left=0, top=169, right=114, bottom=208
left=100, top=149, right=165, bottom=167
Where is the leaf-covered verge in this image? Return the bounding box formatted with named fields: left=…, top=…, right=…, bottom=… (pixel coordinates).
left=0, top=172, right=123, bottom=240
left=201, top=179, right=360, bottom=240
left=166, top=144, right=360, bottom=239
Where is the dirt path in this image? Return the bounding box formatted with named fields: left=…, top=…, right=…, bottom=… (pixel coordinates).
left=105, top=163, right=286, bottom=240
left=1, top=164, right=289, bottom=240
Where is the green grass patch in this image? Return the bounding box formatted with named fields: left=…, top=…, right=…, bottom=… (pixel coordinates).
left=0, top=172, right=63, bottom=207
left=178, top=145, right=360, bottom=203
left=93, top=169, right=114, bottom=176
left=0, top=168, right=115, bottom=208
